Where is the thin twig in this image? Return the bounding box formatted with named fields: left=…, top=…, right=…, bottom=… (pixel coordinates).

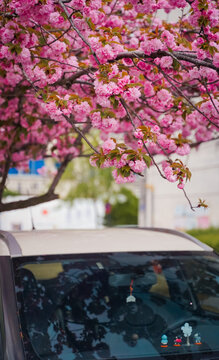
left=57, top=0, right=100, bottom=65
left=120, top=98, right=166, bottom=180
left=182, top=188, right=195, bottom=211
left=20, top=65, right=39, bottom=92
left=63, top=115, right=100, bottom=154
left=120, top=98, right=137, bottom=129
left=200, top=79, right=219, bottom=115
left=47, top=154, right=73, bottom=195
left=160, top=68, right=219, bottom=129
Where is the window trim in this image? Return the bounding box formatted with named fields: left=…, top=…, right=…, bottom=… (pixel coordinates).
left=0, top=256, right=25, bottom=360
left=0, top=263, right=5, bottom=360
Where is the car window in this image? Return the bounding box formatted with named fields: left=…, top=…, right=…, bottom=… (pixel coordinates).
left=13, top=252, right=219, bottom=360
left=181, top=256, right=219, bottom=314
left=0, top=279, right=5, bottom=360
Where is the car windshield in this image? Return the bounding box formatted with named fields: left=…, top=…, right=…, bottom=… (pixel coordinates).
left=13, top=252, right=219, bottom=360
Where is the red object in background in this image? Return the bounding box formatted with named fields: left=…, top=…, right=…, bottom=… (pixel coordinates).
left=197, top=216, right=209, bottom=229
left=42, top=209, right=48, bottom=215
left=153, top=261, right=162, bottom=274
left=105, top=203, right=112, bottom=214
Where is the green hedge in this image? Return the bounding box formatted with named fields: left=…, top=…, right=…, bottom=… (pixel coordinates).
left=104, top=187, right=138, bottom=227
left=187, top=227, right=219, bottom=252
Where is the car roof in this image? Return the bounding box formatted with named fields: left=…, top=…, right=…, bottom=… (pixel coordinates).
left=0, top=227, right=212, bottom=257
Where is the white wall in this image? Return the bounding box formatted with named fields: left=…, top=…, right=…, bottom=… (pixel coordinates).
left=138, top=140, right=219, bottom=230
left=0, top=197, right=105, bottom=231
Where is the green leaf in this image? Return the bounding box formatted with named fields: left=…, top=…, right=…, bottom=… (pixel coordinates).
left=86, top=17, right=95, bottom=31
left=120, top=165, right=131, bottom=177
left=143, top=154, right=151, bottom=168
left=8, top=43, right=22, bottom=55
left=172, top=59, right=180, bottom=71
left=0, top=68, right=6, bottom=78
left=38, top=36, right=47, bottom=46
left=127, top=154, right=136, bottom=161
left=74, top=11, right=83, bottom=19
left=110, top=96, right=119, bottom=109
left=42, top=92, right=48, bottom=102
left=182, top=110, right=187, bottom=120
left=123, top=3, right=133, bottom=10
left=198, top=15, right=209, bottom=27
left=37, top=59, right=49, bottom=68
left=198, top=0, right=208, bottom=11
left=117, top=143, right=127, bottom=149
left=101, top=109, right=116, bottom=118
left=61, top=11, right=68, bottom=20
left=126, top=82, right=142, bottom=88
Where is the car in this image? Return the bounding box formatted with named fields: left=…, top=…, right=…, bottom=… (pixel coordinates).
left=0, top=227, right=219, bottom=360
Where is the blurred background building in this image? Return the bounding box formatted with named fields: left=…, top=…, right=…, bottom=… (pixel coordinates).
left=138, top=140, right=219, bottom=230
left=1, top=139, right=219, bottom=231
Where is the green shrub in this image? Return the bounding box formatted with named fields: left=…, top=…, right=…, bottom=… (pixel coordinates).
left=104, top=187, right=138, bottom=227
left=187, top=227, right=219, bottom=252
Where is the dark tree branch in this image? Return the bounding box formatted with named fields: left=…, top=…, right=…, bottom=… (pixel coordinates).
left=190, top=136, right=219, bottom=148
left=53, top=50, right=218, bottom=90
left=54, top=67, right=96, bottom=86
left=114, top=50, right=219, bottom=73
left=48, top=48, right=219, bottom=91
left=47, top=154, right=73, bottom=195
left=63, top=115, right=100, bottom=154
left=159, top=68, right=219, bottom=129
left=57, top=0, right=100, bottom=65
left=0, top=155, right=11, bottom=202
left=0, top=193, right=59, bottom=212
left=0, top=152, right=73, bottom=212
left=0, top=155, right=72, bottom=212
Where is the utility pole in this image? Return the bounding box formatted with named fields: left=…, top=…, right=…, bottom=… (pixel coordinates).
left=138, top=170, right=147, bottom=227
left=146, top=184, right=155, bottom=227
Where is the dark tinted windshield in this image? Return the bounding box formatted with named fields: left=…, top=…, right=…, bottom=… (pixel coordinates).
left=13, top=252, right=219, bottom=360
left=0, top=282, right=4, bottom=360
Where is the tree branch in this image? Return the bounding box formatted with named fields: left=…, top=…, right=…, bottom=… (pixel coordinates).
left=0, top=153, right=74, bottom=212
left=182, top=188, right=195, bottom=212
left=57, top=0, right=100, bottom=65
left=0, top=155, right=11, bottom=202
left=114, top=50, right=219, bottom=73
left=190, top=136, right=219, bottom=148
left=0, top=193, right=59, bottom=212
left=63, top=115, right=100, bottom=154
left=53, top=50, right=218, bottom=89
left=54, top=67, right=96, bottom=86
left=120, top=98, right=167, bottom=180
left=47, top=154, right=73, bottom=195
left=159, top=68, right=219, bottom=129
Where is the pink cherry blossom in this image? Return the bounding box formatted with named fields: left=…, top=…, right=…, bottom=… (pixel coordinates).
left=101, top=139, right=116, bottom=154
left=0, top=0, right=218, bottom=212
left=157, top=89, right=172, bottom=104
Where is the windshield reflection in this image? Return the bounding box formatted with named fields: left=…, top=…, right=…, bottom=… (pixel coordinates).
left=13, top=253, right=219, bottom=360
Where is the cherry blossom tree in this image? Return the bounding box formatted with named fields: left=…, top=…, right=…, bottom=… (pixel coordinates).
left=0, top=0, right=218, bottom=212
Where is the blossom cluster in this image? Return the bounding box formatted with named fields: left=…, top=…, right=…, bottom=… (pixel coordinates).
left=0, top=0, right=218, bottom=194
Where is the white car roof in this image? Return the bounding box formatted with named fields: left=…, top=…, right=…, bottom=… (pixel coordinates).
left=0, top=228, right=212, bottom=257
